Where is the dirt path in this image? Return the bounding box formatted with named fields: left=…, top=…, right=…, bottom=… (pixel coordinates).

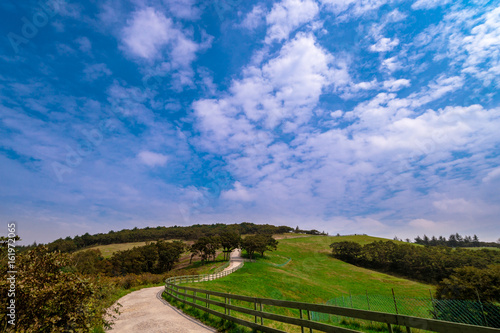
left=106, top=249, right=242, bottom=332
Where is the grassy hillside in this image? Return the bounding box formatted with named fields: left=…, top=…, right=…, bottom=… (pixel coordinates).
left=184, top=235, right=433, bottom=303
left=75, top=233, right=310, bottom=259
left=75, top=241, right=157, bottom=258
left=464, top=246, right=500, bottom=251
left=172, top=235, right=434, bottom=333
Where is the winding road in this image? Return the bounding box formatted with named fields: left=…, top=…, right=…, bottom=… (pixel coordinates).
left=106, top=249, right=242, bottom=332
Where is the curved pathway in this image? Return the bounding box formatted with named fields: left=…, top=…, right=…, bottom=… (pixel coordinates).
left=106, top=249, right=242, bottom=332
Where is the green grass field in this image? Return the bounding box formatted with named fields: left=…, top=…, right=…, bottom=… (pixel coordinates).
left=463, top=246, right=500, bottom=251
left=75, top=241, right=158, bottom=258
left=175, top=235, right=434, bottom=333
left=185, top=235, right=433, bottom=302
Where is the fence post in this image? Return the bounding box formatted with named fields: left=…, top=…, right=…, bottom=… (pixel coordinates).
left=476, top=290, right=488, bottom=327
left=254, top=301, right=258, bottom=323
left=260, top=303, right=263, bottom=325
left=225, top=297, right=227, bottom=315
left=300, top=309, right=305, bottom=333
left=334, top=298, right=339, bottom=323
left=228, top=298, right=231, bottom=316
left=387, top=323, right=393, bottom=333
left=307, top=309, right=312, bottom=333
left=392, top=289, right=399, bottom=314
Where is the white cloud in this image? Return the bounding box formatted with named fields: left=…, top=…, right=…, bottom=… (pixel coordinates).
left=483, top=167, right=500, bottom=183
left=381, top=56, right=402, bottom=73
left=386, top=9, right=407, bottom=22
left=83, top=63, right=112, bottom=81
left=320, top=0, right=390, bottom=20
left=231, top=33, right=335, bottom=128
left=383, top=78, right=411, bottom=91
left=461, top=6, right=500, bottom=87
left=163, top=0, right=201, bottom=20
left=369, top=37, right=399, bottom=52
left=221, top=182, right=255, bottom=201
left=121, top=7, right=200, bottom=66
left=411, top=0, right=451, bottom=11
left=413, top=75, right=464, bottom=105
left=75, top=36, right=92, bottom=53
left=411, top=5, right=500, bottom=87
left=240, top=5, right=266, bottom=30
left=433, top=198, right=474, bottom=214
left=137, top=151, right=168, bottom=167
left=122, top=7, right=174, bottom=60
left=408, top=218, right=437, bottom=229
left=265, top=0, right=319, bottom=43
left=120, top=7, right=206, bottom=86
left=330, top=110, right=343, bottom=118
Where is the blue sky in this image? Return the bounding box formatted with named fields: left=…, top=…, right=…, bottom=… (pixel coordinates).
left=1, top=0, right=499, bottom=245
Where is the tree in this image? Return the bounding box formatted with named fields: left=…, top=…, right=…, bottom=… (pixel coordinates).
left=71, top=249, right=108, bottom=275
left=157, top=240, right=184, bottom=272
left=241, top=237, right=258, bottom=259
left=473, top=234, right=480, bottom=247
left=330, top=241, right=362, bottom=263
left=241, top=235, right=278, bottom=259
left=436, top=265, right=500, bottom=302
left=190, top=236, right=221, bottom=263
left=448, top=234, right=457, bottom=247
left=255, top=235, right=278, bottom=257
left=0, top=246, right=113, bottom=332
left=219, top=231, right=241, bottom=260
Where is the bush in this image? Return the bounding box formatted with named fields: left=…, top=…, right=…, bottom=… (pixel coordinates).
left=0, top=246, right=115, bottom=332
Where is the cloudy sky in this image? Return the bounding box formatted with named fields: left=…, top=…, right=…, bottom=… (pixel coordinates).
left=1, top=0, right=499, bottom=244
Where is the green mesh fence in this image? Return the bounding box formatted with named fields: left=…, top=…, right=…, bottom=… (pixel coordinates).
left=311, top=293, right=500, bottom=329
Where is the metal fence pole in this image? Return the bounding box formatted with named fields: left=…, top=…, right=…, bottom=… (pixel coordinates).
left=476, top=291, right=488, bottom=327
left=392, top=289, right=399, bottom=314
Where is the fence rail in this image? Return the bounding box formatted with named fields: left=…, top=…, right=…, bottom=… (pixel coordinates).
left=171, top=261, right=244, bottom=284
left=164, top=276, right=500, bottom=333
left=312, top=293, right=500, bottom=329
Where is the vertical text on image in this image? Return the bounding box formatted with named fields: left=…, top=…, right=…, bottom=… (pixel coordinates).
left=6, top=222, right=17, bottom=326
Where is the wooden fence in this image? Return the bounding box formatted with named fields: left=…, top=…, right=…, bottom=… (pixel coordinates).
left=164, top=276, right=500, bottom=333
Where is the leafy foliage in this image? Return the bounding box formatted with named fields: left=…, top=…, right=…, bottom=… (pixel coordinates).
left=414, top=233, right=500, bottom=248
left=330, top=240, right=500, bottom=301
left=436, top=265, right=500, bottom=302
left=43, top=222, right=294, bottom=253
left=241, top=234, right=278, bottom=259
left=108, top=240, right=184, bottom=275
left=219, top=231, right=241, bottom=260
left=0, top=246, right=115, bottom=332
left=190, top=236, right=222, bottom=263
